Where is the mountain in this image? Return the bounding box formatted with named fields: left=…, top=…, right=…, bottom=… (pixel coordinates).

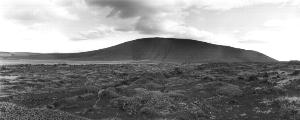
left=1, top=37, right=277, bottom=63
left=0, top=52, right=40, bottom=59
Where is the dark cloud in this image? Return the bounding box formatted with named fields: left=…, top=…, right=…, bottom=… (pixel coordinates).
left=135, top=16, right=165, bottom=34
left=83, top=0, right=213, bottom=40
left=85, top=0, right=157, bottom=18
left=84, top=0, right=180, bottom=35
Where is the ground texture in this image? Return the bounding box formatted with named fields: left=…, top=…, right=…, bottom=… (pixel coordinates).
left=0, top=62, right=299, bottom=120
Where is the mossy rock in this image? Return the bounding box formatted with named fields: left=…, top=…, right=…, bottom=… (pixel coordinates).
left=98, top=88, right=121, bottom=100
left=196, top=81, right=243, bottom=96
left=0, top=102, right=89, bottom=120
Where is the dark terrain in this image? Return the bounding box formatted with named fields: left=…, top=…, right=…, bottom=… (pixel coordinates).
left=0, top=62, right=299, bottom=120
left=0, top=38, right=276, bottom=63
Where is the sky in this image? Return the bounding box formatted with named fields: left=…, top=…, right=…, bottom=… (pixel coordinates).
left=0, top=0, right=300, bottom=61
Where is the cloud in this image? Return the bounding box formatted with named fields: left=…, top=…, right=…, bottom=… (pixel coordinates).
left=71, top=25, right=122, bottom=40
left=0, top=13, right=143, bottom=53
left=85, top=0, right=191, bottom=18
left=1, top=0, right=78, bottom=25
left=263, top=18, right=300, bottom=28
left=0, top=16, right=71, bottom=53
left=84, top=0, right=214, bottom=40
left=198, top=0, right=300, bottom=10
left=238, top=40, right=266, bottom=44
left=244, top=18, right=300, bottom=43
left=1, top=0, right=299, bottom=61
left=86, top=0, right=155, bottom=18
left=82, top=0, right=300, bottom=41
left=234, top=17, right=300, bottom=60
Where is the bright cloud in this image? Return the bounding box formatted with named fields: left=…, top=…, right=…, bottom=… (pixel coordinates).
left=199, top=0, right=300, bottom=10
left=1, top=0, right=79, bottom=25
left=239, top=18, right=300, bottom=60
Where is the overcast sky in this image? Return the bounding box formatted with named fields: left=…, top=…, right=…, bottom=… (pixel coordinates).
left=0, top=0, right=300, bottom=61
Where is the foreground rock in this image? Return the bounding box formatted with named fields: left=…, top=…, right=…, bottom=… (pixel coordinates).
left=0, top=102, right=90, bottom=120
left=0, top=63, right=299, bottom=120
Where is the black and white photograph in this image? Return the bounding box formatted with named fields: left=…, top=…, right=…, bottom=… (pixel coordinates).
left=0, top=0, right=299, bottom=119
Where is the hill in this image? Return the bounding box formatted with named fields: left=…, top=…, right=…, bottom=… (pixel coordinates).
left=1, top=37, right=277, bottom=63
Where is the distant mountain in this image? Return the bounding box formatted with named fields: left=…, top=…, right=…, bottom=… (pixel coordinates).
left=0, top=52, right=40, bottom=59
left=1, top=37, right=277, bottom=63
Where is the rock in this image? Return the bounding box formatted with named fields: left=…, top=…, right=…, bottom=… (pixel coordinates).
left=115, top=85, right=129, bottom=91
left=290, top=70, right=300, bottom=76
left=254, top=86, right=286, bottom=95
left=144, top=82, right=163, bottom=90
left=0, top=102, right=90, bottom=120
left=98, top=88, right=121, bottom=100
left=110, top=96, right=142, bottom=115
left=139, top=107, right=160, bottom=118
left=194, top=83, right=205, bottom=90
left=111, top=89, right=176, bottom=116
left=165, top=90, right=187, bottom=100
left=247, top=75, right=258, bottom=81
left=78, top=93, right=96, bottom=100
left=216, top=84, right=243, bottom=96
left=296, top=85, right=300, bottom=90
left=81, top=108, right=94, bottom=115
left=228, top=99, right=239, bottom=104
left=133, top=88, right=148, bottom=94
left=101, top=117, right=122, bottom=120
left=198, top=90, right=208, bottom=96
left=50, top=96, right=79, bottom=109
left=197, top=81, right=243, bottom=96
left=240, top=113, right=247, bottom=117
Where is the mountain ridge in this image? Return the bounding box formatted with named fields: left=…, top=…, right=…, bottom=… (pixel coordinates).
left=0, top=37, right=277, bottom=63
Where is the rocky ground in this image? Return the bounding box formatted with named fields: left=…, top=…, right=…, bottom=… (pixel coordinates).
left=0, top=62, right=299, bottom=120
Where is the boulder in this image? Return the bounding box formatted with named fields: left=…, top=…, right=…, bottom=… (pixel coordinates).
left=98, top=88, right=121, bottom=100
